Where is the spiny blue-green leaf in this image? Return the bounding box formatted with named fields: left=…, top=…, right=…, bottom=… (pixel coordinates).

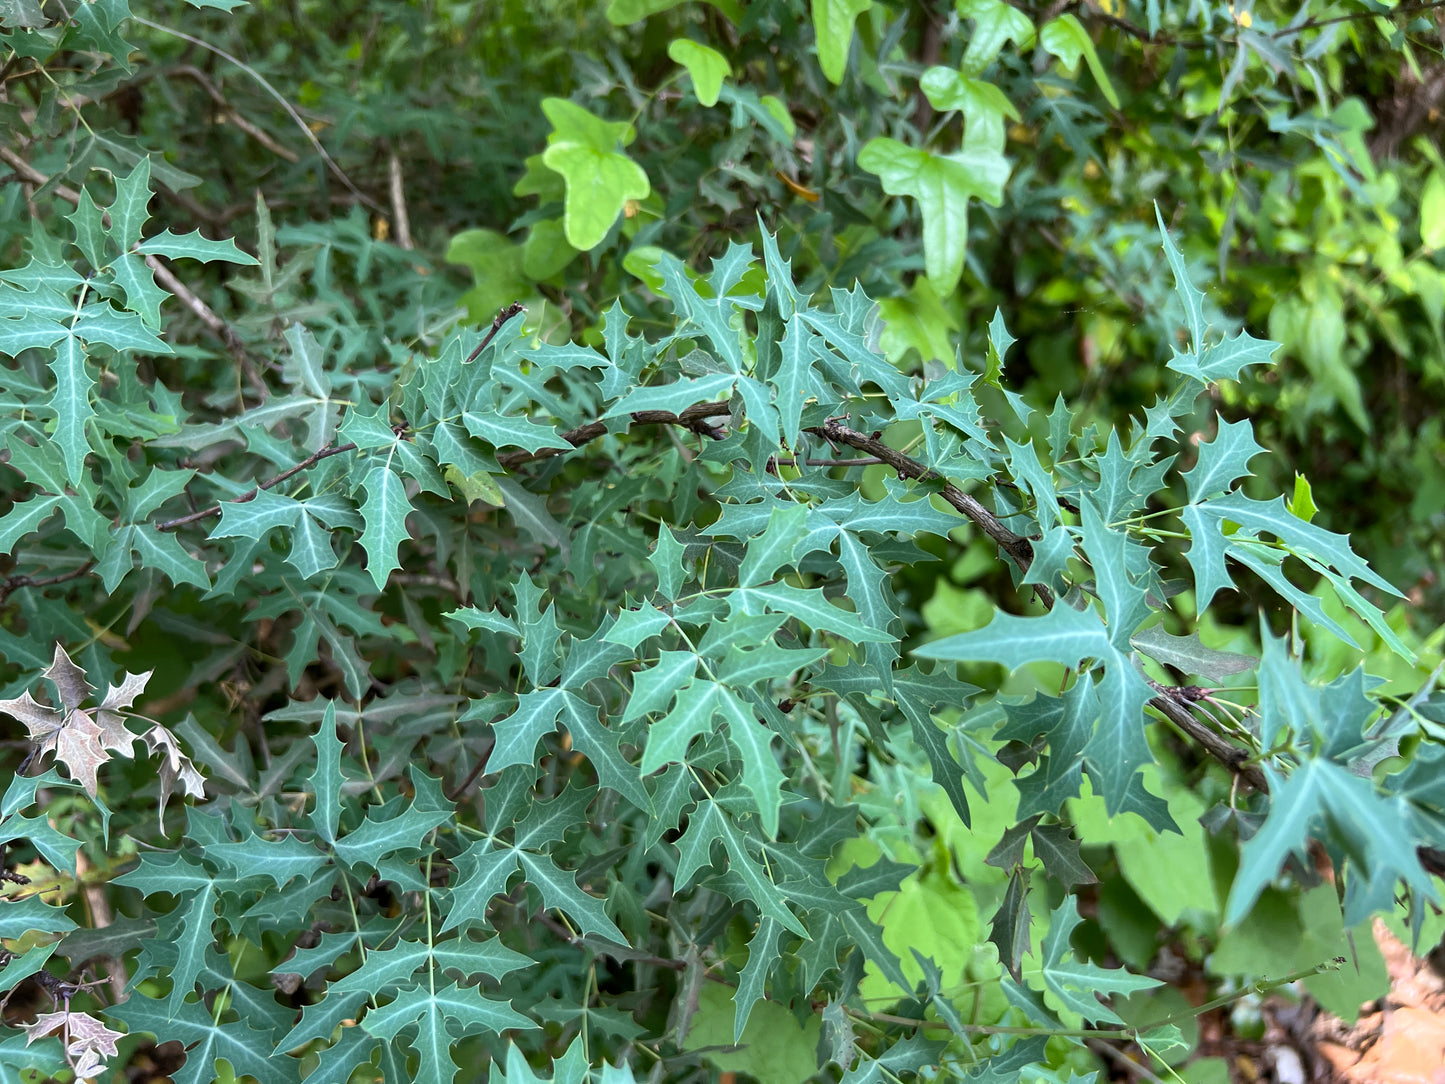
left=110, top=253, right=168, bottom=327
left=49, top=334, right=93, bottom=487
left=1037, top=897, right=1160, bottom=1023
left=1180, top=502, right=1232, bottom=612
left=1089, top=430, right=1136, bottom=525
left=461, top=409, right=574, bottom=453
left=516, top=850, right=626, bottom=942
left=1181, top=417, right=1267, bottom=501
left=639, top=679, right=721, bottom=772
left=1079, top=502, right=1152, bottom=649
left=113, top=993, right=288, bottom=1084
left=444, top=606, right=519, bottom=636
left=650, top=525, right=689, bottom=599
left=1129, top=626, right=1256, bottom=683
left=440, top=845, right=520, bottom=934
left=0, top=311, right=70, bottom=355
left=113, top=851, right=214, bottom=896
left=0, top=894, right=77, bottom=938
left=1225, top=759, right=1436, bottom=927
left=604, top=372, right=737, bottom=417
left=738, top=503, right=808, bottom=586
left=309, top=701, right=344, bottom=844
left=67, top=189, right=109, bottom=270
left=357, top=463, right=411, bottom=591
left=110, top=158, right=152, bottom=249
left=330, top=801, right=450, bottom=869
left=210, top=489, right=302, bottom=540
left=673, top=799, right=806, bottom=934
left=1080, top=661, right=1156, bottom=816
left=489, top=687, right=567, bottom=775
left=716, top=688, right=785, bottom=836
left=558, top=693, right=653, bottom=811
left=602, top=604, right=673, bottom=648
left=1004, top=435, right=1060, bottom=533
left=774, top=314, right=821, bottom=447
left=1200, top=491, right=1401, bottom=598
left=128, top=525, right=211, bottom=590
left=758, top=225, right=808, bottom=320
left=622, top=650, right=698, bottom=722
left=915, top=602, right=1110, bottom=669
left=733, top=917, right=781, bottom=1041
left=134, top=229, right=258, bottom=264
left=1170, top=328, right=1280, bottom=383
left=715, top=642, right=827, bottom=686
left=730, top=582, right=894, bottom=643
left=287, top=511, right=339, bottom=577
left=1155, top=204, right=1207, bottom=348
left=72, top=304, right=172, bottom=353
left=820, top=486, right=961, bottom=538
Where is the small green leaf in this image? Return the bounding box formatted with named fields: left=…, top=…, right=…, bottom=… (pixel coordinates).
left=1039, top=15, right=1120, bottom=109
left=669, top=39, right=730, bottom=107
left=1422, top=170, right=1445, bottom=249
left=957, top=0, right=1035, bottom=75
left=811, top=0, right=872, bottom=84
left=857, top=138, right=1008, bottom=293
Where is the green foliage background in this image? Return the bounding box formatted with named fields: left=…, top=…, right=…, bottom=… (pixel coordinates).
left=3, top=1, right=1445, bottom=1082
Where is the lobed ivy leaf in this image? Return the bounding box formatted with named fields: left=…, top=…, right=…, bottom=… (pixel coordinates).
left=811, top=0, right=872, bottom=83
left=857, top=138, right=1008, bottom=293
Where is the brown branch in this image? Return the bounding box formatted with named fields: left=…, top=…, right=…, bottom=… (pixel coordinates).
left=163, top=64, right=300, bottom=163
left=156, top=441, right=358, bottom=531
left=465, top=303, right=526, bottom=364
left=386, top=152, right=414, bottom=251
left=496, top=400, right=732, bottom=470
left=1147, top=679, right=1267, bottom=792
left=805, top=418, right=1051, bottom=605
left=0, top=561, right=95, bottom=607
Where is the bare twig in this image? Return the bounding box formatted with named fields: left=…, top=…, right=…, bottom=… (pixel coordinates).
left=804, top=418, right=1049, bottom=603
left=387, top=152, right=414, bottom=251
left=131, top=16, right=385, bottom=214
left=464, top=303, right=527, bottom=363
left=156, top=441, right=359, bottom=531
left=0, top=561, right=95, bottom=607
left=496, top=400, right=733, bottom=470
left=164, top=64, right=300, bottom=163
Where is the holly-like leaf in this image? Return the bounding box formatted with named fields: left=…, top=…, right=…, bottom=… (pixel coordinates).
left=1181, top=417, right=1268, bottom=502
left=357, top=463, right=412, bottom=591
left=1036, top=897, right=1160, bottom=1023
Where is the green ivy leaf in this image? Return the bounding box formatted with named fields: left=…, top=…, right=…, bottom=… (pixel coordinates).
left=857, top=138, right=1008, bottom=293
left=1039, top=15, right=1120, bottom=109
left=811, top=0, right=872, bottom=84
left=957, top=0, right=1035, bottom=75
left=669, top=39, right=730, bottom=107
